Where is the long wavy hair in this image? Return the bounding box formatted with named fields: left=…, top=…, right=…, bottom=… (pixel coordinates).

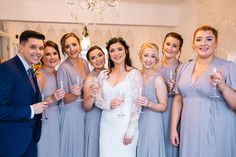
left=106, top=37, right=132, bottom=75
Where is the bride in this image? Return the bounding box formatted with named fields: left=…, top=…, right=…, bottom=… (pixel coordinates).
left=95, top=37, right=143, bottom=157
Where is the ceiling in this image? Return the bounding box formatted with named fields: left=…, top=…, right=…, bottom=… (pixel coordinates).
left=119, top=0, right=185, bottom=5
left=60, top=0, right=186, bottom=5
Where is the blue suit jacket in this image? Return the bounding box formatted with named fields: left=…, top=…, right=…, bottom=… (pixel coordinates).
left=0, top=56, right=42, bottom=157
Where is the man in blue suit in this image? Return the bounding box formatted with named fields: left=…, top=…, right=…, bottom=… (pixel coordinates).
left=0, top=30, right=48, bottom=157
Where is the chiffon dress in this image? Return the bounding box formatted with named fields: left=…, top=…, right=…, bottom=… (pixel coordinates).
left=136, top=74, right=166, bottom=157
left=175, top=57, right=236, bottom=157
left=159, top=62, right=180, bottom=157
left=37, top=68, right=60, bottom=157
left=84, top=105, right=101, bottom=157
left=57, top=59, right=85, bottom=157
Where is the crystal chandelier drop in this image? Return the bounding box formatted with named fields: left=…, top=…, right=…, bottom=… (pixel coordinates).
left=65, top=0, right=119, bottom=14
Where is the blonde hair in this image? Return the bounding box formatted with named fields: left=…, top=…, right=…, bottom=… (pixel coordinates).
left=139, top=42, right=159, bottom=62
left=60, top=33, right=81, bottom=55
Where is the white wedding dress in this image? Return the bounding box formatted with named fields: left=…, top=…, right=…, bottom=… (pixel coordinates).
left=95, top=69, right=143, bottom=157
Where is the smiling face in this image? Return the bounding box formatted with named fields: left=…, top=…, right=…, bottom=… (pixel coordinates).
left=163, top=36, right=180, bottom=59
left=42, top=46, right=60, bottom=68
left=140, top=47, right=158, bottom=70
left=64, top=36, right=81, bottom=59
left=108, top=42, right=126, bottom=65
left=193, top=30, right=217, bottom=59
left=19, top=38, right=44, bottom=66
left=88, top=48, right=105, bottom=70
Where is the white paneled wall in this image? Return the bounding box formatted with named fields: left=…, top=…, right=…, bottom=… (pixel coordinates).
left=6, top=21, right=173, bottom=69
left=1, top=0, right=236, bottom=66
left=0, top=0, right=179, bottom=27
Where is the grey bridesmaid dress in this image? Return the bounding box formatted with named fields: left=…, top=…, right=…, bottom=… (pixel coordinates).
left=176, top=57, right=236, bottom=157
left=84, top=106, right=101, bottom=157
left=37, top=68, right=60, bottom=157
left=137, top=74, right=166, bottom=157
left=159, top=63, right=179, bottom=157
left=57, top=59, right=85, bottom=157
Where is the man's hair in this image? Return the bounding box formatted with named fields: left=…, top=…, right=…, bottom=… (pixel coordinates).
left=19, top=30, right=45, bottom=44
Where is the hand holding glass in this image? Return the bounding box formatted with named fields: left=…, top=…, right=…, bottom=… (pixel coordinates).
left=168, top=70, right=175, bottom=95
left=41, top=94, right=48, bottom=120
left=60, top=81, right=64, bottom=105
left=75, top=76, right=83, bottom=102
left=136, top=88, right=144, bottom=113
left=89, top=77, right=99, bottom=98
left=136, top=96, right=148, bottom=107
left=210, top=67, right=220, bottom=98
left=117, top=91, right=125, bottom=117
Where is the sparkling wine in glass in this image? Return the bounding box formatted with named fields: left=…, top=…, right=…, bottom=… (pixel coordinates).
left=76, top=76, right=83, bottom=102
left=60, top=81, right=64, bottom=105
left=168, top=69, right=175, bottom=95
left=41, top=93, right=48, bottom=120
left=210, top=67, right=220, bottom=98
left=91, top=76, right=99, bottom=97
left=117, top=90, right=125, bottom=117
left=138, top=88, right=144, bottom=114
left=92, top=77, right=99, bottom=87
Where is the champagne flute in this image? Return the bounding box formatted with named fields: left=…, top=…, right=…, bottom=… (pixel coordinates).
left=41, top=93, right=48, bottom=120
left=117, top=90, right=125, bottom=117
left=210, top=67, right=220, bottom=98
left=91, top=76, right=99, bottom=97
left=138, top=88, right=144, bottom=114
left=168, top=69, right=175, bottom=95
left=60, top=80, right=64, bottom=105
left=75, top=76, right=83, bottom=102
left=92, top=76, right=99, bottom=87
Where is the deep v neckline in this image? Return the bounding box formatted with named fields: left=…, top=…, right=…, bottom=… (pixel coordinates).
left=191, top=59, right=214, bottom=85
left=143, top=74, right=157, bottom=87
left=105, top=69, right=135, bottom=88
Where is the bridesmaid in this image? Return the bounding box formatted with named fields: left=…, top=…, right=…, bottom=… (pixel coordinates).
left=136, top=42, right=167, bottom=157
left=36, top=40, right=65, bottom=157
left=57, top=33, right=89, bottom=157
left=157, top=32, right=183, bottom=157
left=171, top=25, right=236, bottom=157
left=83, top=46, right=106, bottom=157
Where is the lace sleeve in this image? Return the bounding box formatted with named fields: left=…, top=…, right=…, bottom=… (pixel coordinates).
left=95, top=70, right=111, bottom=110
left=126, top=70, right=143, bottom=138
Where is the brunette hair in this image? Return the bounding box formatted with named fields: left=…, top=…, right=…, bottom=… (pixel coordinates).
left=106, top=37, right=132, bottom=75
left=20, top=30, right=45, bottom=44
left=161, top=32, right=184, bottom=75
left=86, top=45, right=104, bottom=62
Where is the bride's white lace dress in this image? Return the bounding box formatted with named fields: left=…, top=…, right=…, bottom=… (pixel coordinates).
left=95, top=69, right=143, bottom=157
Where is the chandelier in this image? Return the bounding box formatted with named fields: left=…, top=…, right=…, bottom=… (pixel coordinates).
left=65, top=0, right=119, bottom=14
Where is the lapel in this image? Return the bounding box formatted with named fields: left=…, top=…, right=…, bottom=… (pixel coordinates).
left=14, top=56, right=41, bottom=102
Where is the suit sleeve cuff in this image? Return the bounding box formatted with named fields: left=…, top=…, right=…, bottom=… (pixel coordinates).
left=30, top=105, right=35, bottom=119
